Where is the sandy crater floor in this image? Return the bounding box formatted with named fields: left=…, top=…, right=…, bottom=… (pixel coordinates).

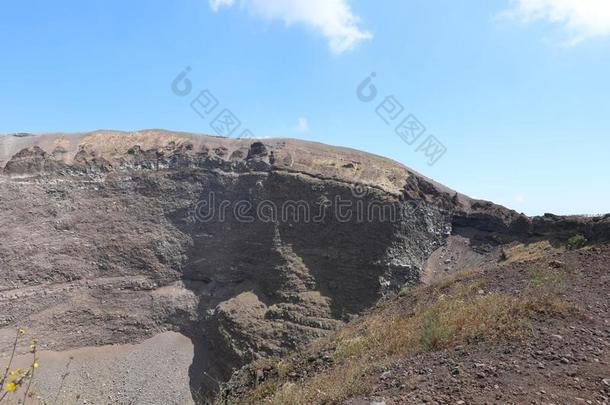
left=1, top=332, right=195, bottom=405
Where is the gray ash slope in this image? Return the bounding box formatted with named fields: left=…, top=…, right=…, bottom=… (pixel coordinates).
left=0, top=129, right=608, bottom=402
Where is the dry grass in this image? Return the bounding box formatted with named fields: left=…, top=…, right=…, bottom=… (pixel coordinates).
left=524, top=266, right=575, bottom=317
left=528, top=266, right=565, bottom=290
left=248, top=381, right=280, bottom=403
left=275, top=360, right=295, bottom=379
left=234, top=264, right=576, bottom=405
left=427, top=267, right=481, bottom=291
left=500, top=240, right=559, bottom=265
left=334, top=288, right=526, bottom=361
left=267, top=361, right=373, bottom=405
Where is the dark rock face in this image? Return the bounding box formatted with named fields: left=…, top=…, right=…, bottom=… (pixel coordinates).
left=531, top=213, right=610, bottom=242
left=0, top=130, right=606, bottom=401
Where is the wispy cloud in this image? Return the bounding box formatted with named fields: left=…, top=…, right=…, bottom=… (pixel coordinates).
left=295, top=117, right=309, bottom=133
left=210, top=0, right=235, bottom=12
left=208, top=0, right=372, bottom=54
left=503, top=0, right=610, bottom=45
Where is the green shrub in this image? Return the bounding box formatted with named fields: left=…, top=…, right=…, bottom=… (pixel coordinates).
left=566, top=234, right=587, bottom=250
left=419, top=310, right=450, bottom=351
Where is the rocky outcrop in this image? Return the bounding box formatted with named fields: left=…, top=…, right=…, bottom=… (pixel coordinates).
left=0, top=130, right=606, bottom=402
left=531, top=213, right=610, bottom=242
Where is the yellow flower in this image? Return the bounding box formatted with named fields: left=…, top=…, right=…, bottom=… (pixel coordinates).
left=32, top=362, right=39, bottom=369
left=18, top=328, right=26, bottom=335
left=5, top=382, right=16, bottom=392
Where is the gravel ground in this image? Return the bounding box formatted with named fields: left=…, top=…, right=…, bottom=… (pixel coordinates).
left=1, top=332, right=195, bottom=405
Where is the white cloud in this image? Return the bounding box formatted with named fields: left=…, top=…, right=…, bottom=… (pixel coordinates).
left=208, top=0, right=372, bottom=53
left=295, top=117, right=309, bottom=133
left=209, top=0, right=235, bottom=12
left=503, top=0, right=610, bottom=45
left=514, top=194, right=526, bottom=204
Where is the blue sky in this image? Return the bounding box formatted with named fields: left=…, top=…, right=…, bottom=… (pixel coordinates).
left=1, top=0, right=609, bottom=215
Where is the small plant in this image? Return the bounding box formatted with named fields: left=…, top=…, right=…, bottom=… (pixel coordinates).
left=332, top=337, right=367, bottom=362
left=528, top=267, right=565, bottom=289
left=525, top=267, right=573, bottom=316
left=275, top=360, right=295, bottom=379
left=0, top=328, right=39, bottom=403
left=419, top=310, right=449, bottom=350
left=566, top=234, right=587, bottom=250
